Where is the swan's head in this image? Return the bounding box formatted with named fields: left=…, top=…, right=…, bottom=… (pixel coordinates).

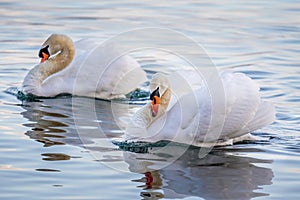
left=149, top=73, right=171, bottom=117
left=38, top=34, right=74, bottom=63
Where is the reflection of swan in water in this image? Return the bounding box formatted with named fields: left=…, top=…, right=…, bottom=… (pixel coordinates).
left=20, top=97, right=130, bottom=148
left=22, top=34, right=147, bottom=100
left=123, top=145, right=273, bottom=200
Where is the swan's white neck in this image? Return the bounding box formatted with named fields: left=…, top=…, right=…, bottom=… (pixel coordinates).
left=125, top=87, right=172, bottom=140
left=131, top=88, right=172, bottom=128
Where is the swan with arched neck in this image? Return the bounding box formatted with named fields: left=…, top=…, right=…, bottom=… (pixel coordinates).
left=22, top=34, right=147, bottom=100
left=125, top=70, right=275, bottom=146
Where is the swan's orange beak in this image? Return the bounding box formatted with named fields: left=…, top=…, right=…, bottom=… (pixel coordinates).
left=40, top=52, right=49, bottom=63
left=151, top=96, right=160, bottom=117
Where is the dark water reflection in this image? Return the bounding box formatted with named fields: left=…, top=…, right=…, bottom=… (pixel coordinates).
left=126, top=147, right=273, bottom=200
left=21, top=98, right=76, bottom=147
left=20, top=97, right=127, bottom=147
left=19, top=96, right=274, bottom=200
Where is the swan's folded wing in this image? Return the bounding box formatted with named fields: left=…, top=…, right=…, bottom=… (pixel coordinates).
left=219, top=72, right=260, bottom=138
left=237, top=100, right=275, bottom=135
left=74, top=38, right=98, bottom=55
left=167, top=70, right=203, bottom=112
left=73, top=40, right=147, bottom=99
left=112, top=57, right=147, bottom=96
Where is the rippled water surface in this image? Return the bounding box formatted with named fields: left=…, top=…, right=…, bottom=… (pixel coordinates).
left=0, top=0, right=299, bottom=199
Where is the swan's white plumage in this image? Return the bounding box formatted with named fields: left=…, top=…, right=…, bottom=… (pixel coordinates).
left=22, top=35, right=147, bottom=99
left=125, top=70, right=275, bottom=146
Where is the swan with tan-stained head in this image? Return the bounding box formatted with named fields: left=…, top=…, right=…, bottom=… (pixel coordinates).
left=22, top=34, right=147, bottom=100
left=125, top=71, right=275, bottom=146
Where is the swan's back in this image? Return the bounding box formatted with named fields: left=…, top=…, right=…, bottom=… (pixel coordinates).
left=198, top=71, right=275, bottom=140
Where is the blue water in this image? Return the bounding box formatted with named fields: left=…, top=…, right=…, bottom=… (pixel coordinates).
left=0, top=0, right=300, bottom=199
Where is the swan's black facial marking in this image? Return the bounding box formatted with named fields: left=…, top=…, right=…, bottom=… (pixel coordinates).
left=38, top=45, right=50, bottom=58
left=150, top=87, right=160, bottom=117
left=150, top=87, right=160, bottom=102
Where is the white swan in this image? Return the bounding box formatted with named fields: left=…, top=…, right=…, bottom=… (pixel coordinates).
left=125, top=70, right=275, bottom=146
left=22, top=34, right=147, bottom=99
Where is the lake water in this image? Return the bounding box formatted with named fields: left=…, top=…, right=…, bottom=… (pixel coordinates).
left=0, top=0, right=299, bottom=199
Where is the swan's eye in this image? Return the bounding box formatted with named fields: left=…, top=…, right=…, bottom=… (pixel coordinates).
left=150, top=87, right=160, bottom=100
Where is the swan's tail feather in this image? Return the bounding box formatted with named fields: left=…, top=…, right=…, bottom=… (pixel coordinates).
left=220, top=72, right=261, bottom=137
left=241, top=101, right=275, bottom=134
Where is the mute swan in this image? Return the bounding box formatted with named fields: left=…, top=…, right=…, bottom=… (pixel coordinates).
left=125, top=71, right=275, bottom=146
left=22, top=34, right=147, bottom=99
